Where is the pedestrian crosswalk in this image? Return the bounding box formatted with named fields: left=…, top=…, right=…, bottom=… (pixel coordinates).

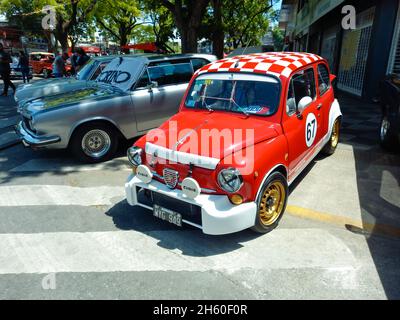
left=0, top=153, right=393, bottom=299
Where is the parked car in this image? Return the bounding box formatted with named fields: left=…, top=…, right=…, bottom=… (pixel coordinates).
left=15, top=55, right=115, bottom=105
left=29, top=52, right=72, bottom=78
left=125, top=52, right=342, bottom=235
left=9, top=56, right=33, bottom=80
left=16, top=54, right=217, bottom=162
left=379, top=74, right=400, bottom=152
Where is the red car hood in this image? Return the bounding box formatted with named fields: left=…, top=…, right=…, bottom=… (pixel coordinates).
left=144, top=111, right=279, bottom=161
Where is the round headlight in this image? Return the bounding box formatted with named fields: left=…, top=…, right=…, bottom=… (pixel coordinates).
left=127, top=146, right=142, bottom=166
left=217, top=168, right=243, bottom=193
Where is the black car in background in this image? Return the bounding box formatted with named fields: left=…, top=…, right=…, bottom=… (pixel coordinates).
left=380, top=74, right=400, bottom=152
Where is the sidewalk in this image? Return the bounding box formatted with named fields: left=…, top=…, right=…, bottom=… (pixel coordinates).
left=0, top=94, right=20, bottom=150
left=338, top=92, right=382, bottom=151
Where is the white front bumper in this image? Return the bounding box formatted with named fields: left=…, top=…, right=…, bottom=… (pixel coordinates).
left=125, top=174, right=257, bottom=235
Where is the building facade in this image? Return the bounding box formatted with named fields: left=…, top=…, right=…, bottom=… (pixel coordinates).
left=280, top=0, right=400, bottom=101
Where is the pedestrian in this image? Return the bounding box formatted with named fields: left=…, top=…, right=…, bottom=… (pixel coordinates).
left=52, top=52, right=68, bottom=78
left=75, top=47, right=90, bottom=73
left=0, top=43, right=16, bottom=96
left=18, top=51, right=30, bottom=84
left=70, top=50, right=79, bottom=76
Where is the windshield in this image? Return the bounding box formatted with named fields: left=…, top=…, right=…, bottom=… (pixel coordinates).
left=76, top=59, right=95, bottom=80
left=185, top=74, right=281, bottom=116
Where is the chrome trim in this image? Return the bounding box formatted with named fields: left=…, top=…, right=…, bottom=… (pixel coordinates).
left=15, top=121, right=61, bottom=147
left=151, top=170, right=217, bottom=194
left=145, top=142, right=220, bottom=170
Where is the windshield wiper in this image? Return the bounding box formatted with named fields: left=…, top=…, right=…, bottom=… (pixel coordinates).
left=201, top=97, right=214, bottom=112
left=230, top=98, right=249, bottom=117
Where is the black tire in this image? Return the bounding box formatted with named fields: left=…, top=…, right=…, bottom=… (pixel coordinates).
left=322, top=118, right=340, bottom=156
left=69, top=122, right=119, bottom=163
left=43, top=69, right=50, bottom=79
left=251, top=172, right=288, bottom=234
left=379, top=111, right=399, bottom=152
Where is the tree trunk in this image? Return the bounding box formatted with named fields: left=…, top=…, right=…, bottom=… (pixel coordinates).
left=58, top=33, right=69, bottom=53
left=184, top=27, right=199, bottom=53
left=212, top=0, right=224, bottom=58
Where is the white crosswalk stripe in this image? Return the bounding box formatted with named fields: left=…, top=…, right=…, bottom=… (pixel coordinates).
left=0, top=229, right=360, bottom=275
left=0, top=185, right=125, bottom=207
left=10, top=157, right=131, bottom=173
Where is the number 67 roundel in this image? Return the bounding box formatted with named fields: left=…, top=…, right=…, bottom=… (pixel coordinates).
left=306, top=113, right=317, bottom=147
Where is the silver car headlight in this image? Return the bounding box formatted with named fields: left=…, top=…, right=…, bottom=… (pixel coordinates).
left=127, top=146, right=142, bottom=166
left=217, top=168, right=243, bottom=193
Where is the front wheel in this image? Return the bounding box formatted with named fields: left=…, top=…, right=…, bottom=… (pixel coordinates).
left=252, top=172, right=288, bottom=234
left=42, top=69, right=50, bottom=79
left=321, top=118, right=340, bottom=156
left=70, top=123, right=119, bottom=163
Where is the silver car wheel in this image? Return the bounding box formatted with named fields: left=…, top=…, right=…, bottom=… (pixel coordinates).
left=380, top=117, right=390, bottom=142
left=81, top=129, right=112, bottom=159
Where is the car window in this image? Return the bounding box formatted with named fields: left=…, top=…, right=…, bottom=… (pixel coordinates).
left=148, top=62, right=193, bottom=86
left=90, top=62, right=109, bottom=80
left=135, top=69, right=151, bottom=89
left=185, top=74, right=281, bottom=116
left=191, top=58, right=209, bottom=72
left=286, top=68, right=316, bottom=115
left=317, top=64, right=330, bottom=96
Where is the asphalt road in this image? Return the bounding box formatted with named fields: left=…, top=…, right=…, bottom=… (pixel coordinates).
left=0, top=79, right=399, bottom=299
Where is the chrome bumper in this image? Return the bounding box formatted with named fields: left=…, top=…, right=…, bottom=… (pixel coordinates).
left=125, top=174, right=257, bottom=235
left=15, top=121, right=61, bottom=147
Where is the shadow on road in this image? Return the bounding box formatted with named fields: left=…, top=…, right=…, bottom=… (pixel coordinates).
left=340, top=93, right=400, bottom=299
left=106, top=199, right=260, bottom=257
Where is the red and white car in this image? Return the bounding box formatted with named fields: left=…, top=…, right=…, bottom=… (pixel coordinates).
left=125, top=52, right=342, bottom=235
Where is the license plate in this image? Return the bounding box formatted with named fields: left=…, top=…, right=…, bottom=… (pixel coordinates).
left=153, top=205, right=182, bottom=227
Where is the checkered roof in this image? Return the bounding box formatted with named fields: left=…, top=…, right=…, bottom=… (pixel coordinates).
left=196, top=52, right=325, bottom=79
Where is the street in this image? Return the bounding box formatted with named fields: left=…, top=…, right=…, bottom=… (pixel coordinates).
left=0, top=79, right=399, bottom=299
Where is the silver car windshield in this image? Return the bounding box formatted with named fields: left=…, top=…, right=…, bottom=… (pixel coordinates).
left=185, top=74, right=281, bottom=116
left=76, top=59, right=95, bottom=80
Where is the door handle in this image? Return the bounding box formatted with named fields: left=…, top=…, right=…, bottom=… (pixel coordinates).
left=317, top=103, right=323, bottom=110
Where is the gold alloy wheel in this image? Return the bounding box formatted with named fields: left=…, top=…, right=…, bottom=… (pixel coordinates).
left=259, top=181, right=286, bottom=226
left=331, top=119, right=340, bottom=148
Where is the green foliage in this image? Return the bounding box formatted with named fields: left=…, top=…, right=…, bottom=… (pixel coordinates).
left=272, top=26, right=285, bottom=51
left=94, top=0, right=141, bottom=46
left=141, top=0, right=176, bottom=52
left=223, top=0, right=272, bottom=49
left=0, top=0, right=43, bottom=36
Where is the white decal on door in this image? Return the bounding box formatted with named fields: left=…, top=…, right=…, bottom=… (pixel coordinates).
left=305, top=113, right=317, bottom=147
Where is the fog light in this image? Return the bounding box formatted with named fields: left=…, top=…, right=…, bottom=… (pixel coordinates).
left=230, top=194, right=243, bottom=205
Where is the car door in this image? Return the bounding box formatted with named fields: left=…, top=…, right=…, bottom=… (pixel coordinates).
left=282, top=65, right=324, bottom=180
left=316, top=63, right=333, bottom=139
left=131, top=60, right=193, bottom=132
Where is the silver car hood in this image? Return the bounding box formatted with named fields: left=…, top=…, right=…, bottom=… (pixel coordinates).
left=21, top=85, right=122, bottom=116
left=16, top=79, right=92, bottom=105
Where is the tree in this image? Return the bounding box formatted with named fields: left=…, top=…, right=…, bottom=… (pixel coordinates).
left=142, top=0, right=176, bottom=53
left=1, top=0, right=50, bottom=49
left=1, top=0, right=98, bottom=52
left=41, top=0, right=99, bottom=52
left=159, top=0, right=210, bottom=53
left=223, top=0, right=275, bottom=49
left=95, top=0, right=142, bottom=49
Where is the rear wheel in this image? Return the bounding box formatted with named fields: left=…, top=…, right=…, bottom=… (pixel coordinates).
left=322, top=118, right=340, bottom=155
left=252, top=172, right=288, bottom=234
left=70, top=122, right=119, bottom=163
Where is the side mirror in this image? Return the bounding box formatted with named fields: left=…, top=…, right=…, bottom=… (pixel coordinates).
left=297, top=96, right=312, bottom=117
left=147, top=81, right=158, bottom=91
left=330, top=74, right=337, bottom=83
